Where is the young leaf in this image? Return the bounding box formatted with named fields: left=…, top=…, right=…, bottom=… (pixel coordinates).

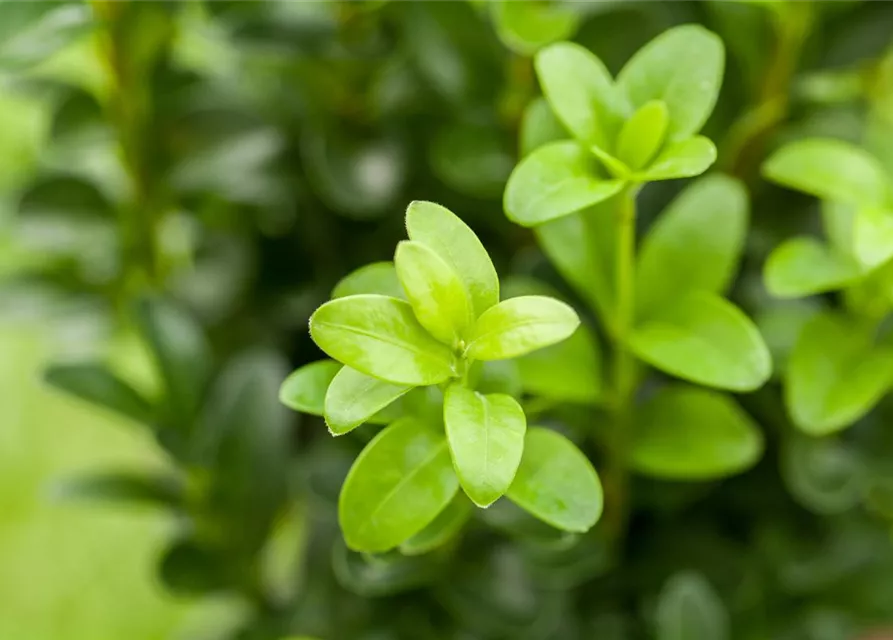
left=338, top=417, right=459, bottom=553
left=786, top=311, right=893, bottom=435
left=535, top=200, right=617, bottom=320
left=520, top=97, right=568, bottom=157
left=534, top=41, right=628, bottom=152
left=444, top=384, right=526, bottom=507
left=617, top=25, right=724, bottom=141
left=465, top=295, right=580, bottom=361
left=43, top=362, right=156, bottom=427
left=762, top=138, right=890, bottom=207
left=491, top=0, right=579, bottom=56
left=629, top=291, right=772, bottom=391
left=504, top=140, right=624, bottom=226
left=332, top=262, right=405, bottom=299
left=853, top=206, right=893, bottom=268
left=399, top=494, right=472, bottom=555
left=405, top=200, right=498, bottom=317
left=615, top=100, right=669, bottom=171
left=634, top=136, right=717, bottom=181
left=279, top=359, right=341, bottom=415
left=309, top=294, right=455, bottom=386
left=394, top=240, right=473, bottom=344
left=636, top=174, right=748, bottom=317
left=324, top=366, right=413, bottom=435
left=655, top=572, right=729, bottom=640
left=134, top=295, right=213, bottom=422
left=764, top=237, right=864, bottom=298
left=516, top=324, right=602, bottom=405
left=507, top=427, right=603, bottom=532
left=632, top=386, right=764, bottom=480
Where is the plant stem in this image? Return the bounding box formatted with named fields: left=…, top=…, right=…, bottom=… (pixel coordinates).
left=603, top=186, right=638, bottom=544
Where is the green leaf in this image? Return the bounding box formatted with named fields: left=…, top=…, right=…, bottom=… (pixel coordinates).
left=629, top=292, right=772, bottom=391
left=324, top=366, right=413, bottom=435
left=504, top=140, right=624, bottom=226
left=444, top=384, right=526, bottom=507
left=520, top=97, right=568, bottom=157
left=617, top=25, right=724, bottom=141
left=534, top=199, right=617, bottom=320
left=762, top=138, right=890, bottom=207
left=781, top=433, right=863, bottom=515
left=535, top=41, right=628, bottom=152
left=429, top=122, right=513, bottom=198
left=516, top=324, right=602, bottom=405
left=853, top=206, right=893, bottom=268
left=309, top=294, right=455, bottom=386
left=635, top=136, right=717, bottom=181
left=636, top=174, right=748, bottom=317
left=405, top=200, right=499, bottom=317
left=332, top=262, right=404, bottom=299
left=159, top=538, right=232, bottom=595
left=43, top=362, right=156, bottom=427
left=399, top=494, right=472, bottom=555
left=339, top=417, right=459, bottom=553
left=465, top=295, right=580, bottom=361
left=278, top=359, right=341, bottom=415
left=632, top=386, right=764, bottom=480
left=507, top=427, right=603, bottom=533
left=394, top=240, right=473, bottom=345
left=53, top=470, right=183, bottom=508
left=654, top=572, right=729, bottom=640
left=615, top=100, right=669, bottom=171
left=492, top=1, right=580, bottom=56
left=764, top=237, right=864, bottom=298
left=786, top=311, right=893, bottom=435
left=134, top=296, right=213, bottom=424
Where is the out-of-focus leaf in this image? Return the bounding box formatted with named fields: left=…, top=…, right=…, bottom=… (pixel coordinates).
left=52, top=470, right=183, bottom=508
left=781, top=433, right=864, bottom=515
left=0, top=2, right=93, bottom=71
left=332, top=541, right=444, bottom=597
left=44, top=362, right=156, bottom=427
left=491, top=1, right=580, bottom=56
left=519, top=97, right=567, bottom=157
left=429, top=122, right=513, bottom=199
left=159, top=538, right=232, bottom=595
left=654, top=572, right=729, bottom=640
left=764, top=237, right=864, bottom=298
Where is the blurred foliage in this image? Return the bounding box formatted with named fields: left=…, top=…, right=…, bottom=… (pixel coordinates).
left=2, top=1, right=893, bottom=639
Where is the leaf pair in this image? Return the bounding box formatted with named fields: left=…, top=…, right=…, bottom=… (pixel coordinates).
left=339, top=418, right=602, bottom=553
left=763, top=138, right=893, bottom=297
left=505, top=25, right=724, bottom=226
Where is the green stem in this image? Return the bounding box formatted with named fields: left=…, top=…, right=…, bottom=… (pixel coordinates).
left=604, top=186, right=638, bottom=544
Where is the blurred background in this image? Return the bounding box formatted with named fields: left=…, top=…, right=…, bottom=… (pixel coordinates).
left=2, top=1, right=893, bottom=639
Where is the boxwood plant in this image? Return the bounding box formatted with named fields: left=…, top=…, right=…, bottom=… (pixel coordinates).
left=280, top=201, right=603, bottom=553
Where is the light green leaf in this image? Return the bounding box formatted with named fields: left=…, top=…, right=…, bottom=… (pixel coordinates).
left=635, top=136, right=717, bottom=181
left=465, top=295, right=580, bottom=361
left=636, top=174, right=748, bottom=317
left=632, top=386, right=764, bottom=480
left=615, top=100, right=669, bottom=171
left=324, top=366, right=413, bottom=435
left=764, top=237, right=864, bottom=298
left=399, top=494, right=472, bottom=555
left=655, top=572, right=729, bottom=640
left=405, top=200, right=498, bottom=317
left=278, top=359, right=340, bottom=415
left=535, top=199, right=617, bottom=319
left=618, top=25, right=724, bottom=141
left=516, top=324, right=602, bottom=405
left=394, top=240, right=473, bottom=345
left=786, top=311, right=893, bottom=435
left=504, top=140, right=624, bottom=227
left=629, top=292, right=772, bottom=391
left=507, top=427, right=603, bottom=532
left=43, top=362, right=156, bottom=427
left=339, top=418, right=459, bottom=553
left=309, top=294, right=455, bottom=386
left=853, top=206, right=893, bottom=268
left=519, top=97, right=568, bottom=157
left=444, top=384, right=526, bottom=507
left=332, top=262, right=404, bottom=299
left=762, top=138, right=890, bottom=207
left=492, top=0, right=580, bottom=56
left=535, top=41, right=628, bottom=152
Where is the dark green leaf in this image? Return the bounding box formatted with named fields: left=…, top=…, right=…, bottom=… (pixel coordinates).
left=43, top=362, right=156, bottom=427
left=52, top=470, right=183, bottom=508
left=654, top=572, right=729, bottom=640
